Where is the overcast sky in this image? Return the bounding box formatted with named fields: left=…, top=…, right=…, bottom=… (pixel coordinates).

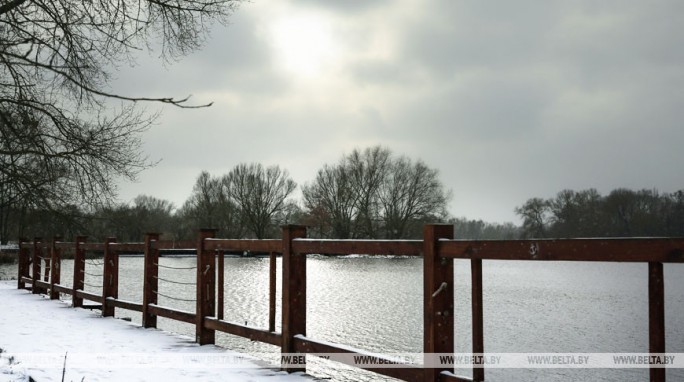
left=113, top=0, right=684, bottom=224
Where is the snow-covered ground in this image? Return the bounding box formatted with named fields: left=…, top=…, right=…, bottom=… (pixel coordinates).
left=0, top=281, right=311, bottom=381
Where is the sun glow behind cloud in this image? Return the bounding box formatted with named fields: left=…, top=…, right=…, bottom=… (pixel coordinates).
left=269, top=12, right=340, bottom=78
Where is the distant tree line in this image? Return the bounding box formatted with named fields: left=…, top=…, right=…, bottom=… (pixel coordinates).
left=449, top=217, right=521, bottom=240
left=7, top=144, right=682, bottom=243
left=516, top=188, right=684, bottom=238
left=1, top=146, right=453, bottom=242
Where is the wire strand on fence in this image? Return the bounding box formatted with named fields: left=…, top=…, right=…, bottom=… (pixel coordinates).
left=83, top=281, right=101, bottom=288
left=152, top=290, right=196, bottom=303
left=154, top=263, right=197, bottom=270
left=153, top=275, right=196, bottom=286
left=83, top=271, right=104, bottom=277
left=87, top=259, right=104, bottom=266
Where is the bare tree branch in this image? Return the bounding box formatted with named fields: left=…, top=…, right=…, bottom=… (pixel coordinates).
left=1, top=0, right=242, bottom=238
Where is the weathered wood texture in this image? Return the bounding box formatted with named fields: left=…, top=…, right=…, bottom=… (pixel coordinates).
left=49, top=237, right=62, bottom=300
left=148, top=304, right=195, bottom=324
left=142, top=233, right=160, bottom=328
left=32, top=238, right=46, bottom=294
left=102, top=237, right=118, bottom=317
left=293, top=239, right=422, bottom=256
left=72, top=235, right=87, bottom=307
left=75, top=289, right=104, bottom=304
left=424, top=225, right=454, bottom=382
left=471, top=258, right=484, bottom=382
left=281, top=225, right=307, bottom=373
left=196, top=229, right=216, bottom=345
left=649, top=262, right=665, bottom=382
left=17, top=238, right=30, bottom=289
left=439, top=238, right=684, bottom=262
left=269, top=251, right=277, bottom=332
left=204, top=317, right=282, bottom=346
left=106, top=297, right=143, bottom=312
left=205, top=238, right=281, bottom=253
left=217, top=251, right=224, bottom=321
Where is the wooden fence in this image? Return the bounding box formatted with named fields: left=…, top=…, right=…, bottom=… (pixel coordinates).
left=16, top=224, right=684, bottom=382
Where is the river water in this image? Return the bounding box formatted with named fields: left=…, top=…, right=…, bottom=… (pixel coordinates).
left=1, top=257, right=683, bottom=381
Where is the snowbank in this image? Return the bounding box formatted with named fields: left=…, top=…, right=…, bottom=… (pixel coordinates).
left=0, top=281, right=310, bottom=381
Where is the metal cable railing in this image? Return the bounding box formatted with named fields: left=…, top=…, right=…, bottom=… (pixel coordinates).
left=154, top=275, right=196, bottom=286
left=154, top=262, right=197, bottom=270
left=152, top=290, right=196, bottom=303
left=83, top=281, right=102, bottom=289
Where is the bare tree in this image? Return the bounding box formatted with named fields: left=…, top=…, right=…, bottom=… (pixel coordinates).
left=302, top=164, right=358, bottom=238
left=178, top=171, right=242, bottom=238
left=603, top=188, right=664, bottom=237
left=667, top=190, right=684, bottom=236
left=1, top=0, right=242, bottom=108
left=547, top=189, right=605, bottom=237
left=514, top=197, right=549, bottom=238
left=379, top=156, right=450, bottom=239
left=303, top=146, right=451, bottom=239
left=1, top=106, right=150, bottom=198
left=347, top=146, right=390, bottom=238
left=1, top=0, right=242, bottom=238
left=88, top=195, right=175, bottom=241
left=227, top=163, right=297, bottom=239
left=131, top=194, right=176, bottom=236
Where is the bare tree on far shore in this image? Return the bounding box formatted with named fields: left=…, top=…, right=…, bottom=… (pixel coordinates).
left=303, top=146, right=451, bottom=239
left=227, top=164, right=297, bottom=239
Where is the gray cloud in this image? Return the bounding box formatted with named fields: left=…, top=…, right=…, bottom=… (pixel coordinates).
left=289, top=0, right=391, bottom=14
left=116, top=0, right=684, bottom=223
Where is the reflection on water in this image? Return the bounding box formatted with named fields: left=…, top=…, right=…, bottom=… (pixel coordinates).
left=2, top=257, right=683, bottom=382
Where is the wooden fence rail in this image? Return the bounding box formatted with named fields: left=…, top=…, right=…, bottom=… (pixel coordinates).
left=16, top=224, right=684, bottom=382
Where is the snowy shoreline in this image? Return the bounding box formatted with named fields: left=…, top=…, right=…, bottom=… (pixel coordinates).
left=0, top=281, right=311, bottom=382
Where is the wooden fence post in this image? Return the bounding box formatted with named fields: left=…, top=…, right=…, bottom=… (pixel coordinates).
left=269, top=251, right=277, bottom=332
left=43, top=245, right=50, bottom=283
left=472, top=258, right=484, bottom=382
left=73, top=235, right=87, bottom=307
left=32, top=237, right=46, bottom=294
left=17, top=238, right=30, bottom=290
left=50, top=236, right=62, bottom=300
left=423, top=224, right=454, bottom=382
left=102, top=237, right=118, bottom=317
left=196, top=228, right=217, bottom=345
left=648, top=262, right=665, bottom=382
left=281, top=225, right=307, bottom=373
left=143, top=233, right=161, bottom=328
left=217, top=250, right=224, bottom=321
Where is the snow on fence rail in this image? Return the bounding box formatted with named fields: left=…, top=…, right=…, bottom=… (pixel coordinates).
left=15, top=225, right=684, bottom=382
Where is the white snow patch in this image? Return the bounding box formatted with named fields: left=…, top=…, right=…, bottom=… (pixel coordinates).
left=0, top=281, right=311, bottom=382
